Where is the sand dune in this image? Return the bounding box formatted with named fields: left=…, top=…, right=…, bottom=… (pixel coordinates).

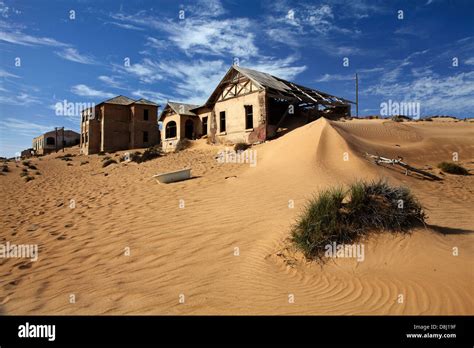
left=0, top=118, right=473, bottom=314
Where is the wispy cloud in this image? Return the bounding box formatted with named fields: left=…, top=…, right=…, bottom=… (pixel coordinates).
left=131, top=90, right=171, bottom=106
left=0, top=92, right=40, bottom=105
left=0, top=1, right=20, bottom=19
left=241, top=55, right=307, bottom=81
left=0, top=118, right=55, bottom=137
left=55, top=47, right=96, bottom=65
left=315, top=73, right=354, bottom=82
left=0, top=68, right=20, bottom=78
left=70, top=84, right=115, bottom=99
left=98, top=75, right=124, bottom=89
left=0, top=20, right=66, bottom=47
left=465, top=57, right=474, bottom=65
left=110, top=11, right=258, bottom=58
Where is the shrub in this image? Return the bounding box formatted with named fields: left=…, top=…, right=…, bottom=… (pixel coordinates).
left=1, top=165, right=9, bottom=172
left=391, top=115, right=411, bottom=122
left=80, top=160, right=89, bottom=166
left=234, top=142, right=250, bottom=152
left=437, top=162, right=469, bottom=175
left=124, top=147, right=161, bottom=163
left=19, top=172, right=28, bottom=177
left=174, top=139, right=191, bottom=152
left=22, top=160, right=31, bottom=166
left=140, top=146, right=161, bottom=162
left=21, top=168, right=28, bottom=172
left=27, top=164, right=37, bottom=170
left=35, top=171, right=41, bottom=175
left=102, top=155, right=111, bottom=161
left=291, top=180, right=425, bottom=259
left=102, top=159, right=117, bottom=168
left=24, top=175, right=34, bottom=182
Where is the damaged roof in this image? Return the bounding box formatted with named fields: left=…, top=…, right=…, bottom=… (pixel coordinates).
left=206, top=65, right=354, bottom=106
left=159, top=102, right=201, bottom=120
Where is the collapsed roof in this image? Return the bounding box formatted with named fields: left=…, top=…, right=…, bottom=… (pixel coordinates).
left=205, top=65, right=354, bottom=107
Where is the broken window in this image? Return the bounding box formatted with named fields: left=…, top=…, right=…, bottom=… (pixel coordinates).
left=245, top=105, right=253, bottom=129
left=202, top=117, right=208, bottom=135
left=220, top=111, right=226, bottom=132
left=143, top=131, right=149, bottom=143
left=165, top=121, right=177, bottom=139
left=144, top=109, right=149, bottom=121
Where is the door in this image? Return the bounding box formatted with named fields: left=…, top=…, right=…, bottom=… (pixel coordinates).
left=185, top=119, right=194, bottom=139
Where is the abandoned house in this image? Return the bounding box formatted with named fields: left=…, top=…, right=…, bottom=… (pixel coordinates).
left=80, top=95, right=159, bottom=155
left=159, top=65, right=353, bottom=150
left=32, top=129, right=80, bottom=155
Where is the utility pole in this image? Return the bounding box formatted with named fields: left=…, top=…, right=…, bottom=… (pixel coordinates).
left=355, top=73, right=359, bottom=117
left=62, top=127, right=65, bottom=152
left=55, top=127, right=58, bottom=153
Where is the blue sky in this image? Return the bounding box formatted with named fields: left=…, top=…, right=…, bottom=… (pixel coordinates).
left=0, top=0, right=473, bottom=157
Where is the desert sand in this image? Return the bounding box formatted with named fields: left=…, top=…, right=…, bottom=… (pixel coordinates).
left=0, top=118, right=473, bottom=315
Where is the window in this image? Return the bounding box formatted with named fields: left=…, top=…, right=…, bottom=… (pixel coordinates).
left=245, top=105, right=253, bottom=129
left=143, top=131, right=149, bottom=143
left=144, top=109, right=149, bottom=121
left=46, top=137, right=55, bottom=145
left=202, top=117, right=208, bottom=135
left=165, top=121, right=177, bottom=139
left=220, top=111, right=226, bottom=132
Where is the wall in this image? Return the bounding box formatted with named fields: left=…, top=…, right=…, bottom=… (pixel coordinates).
left=131, top=104, right=159, bottom=149
left=212, top=90, right=265, bottom=144
left=101, top=104, right=131, bottom=152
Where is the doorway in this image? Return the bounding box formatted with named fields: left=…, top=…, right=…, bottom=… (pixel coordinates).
left=185, top=119, right=194, bottom=139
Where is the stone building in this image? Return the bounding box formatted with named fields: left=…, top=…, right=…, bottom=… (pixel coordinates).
left=80, top=95, right=159, bottom=155
left=159, top=65, right=352, bottom=150
left=32, top=129, right=80, bottom=155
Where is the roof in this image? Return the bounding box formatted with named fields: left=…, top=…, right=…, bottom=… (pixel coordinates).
left=133, top=98, right=159, bottom=106
left=34, top=129, right=80, bottom=139
left=102, top=95, right=135, bottom=105
left=159, top=102, right=201, bottom=120
left=99, top=95, right=159, bottom=107
left=206, top=65, right=354, bottom=106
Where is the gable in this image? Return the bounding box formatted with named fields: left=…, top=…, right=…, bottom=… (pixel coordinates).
left=205, top=66, right=263, bottom=106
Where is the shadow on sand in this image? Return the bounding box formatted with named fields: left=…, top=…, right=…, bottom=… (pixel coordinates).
left=427, top=224, right=473, bottom=235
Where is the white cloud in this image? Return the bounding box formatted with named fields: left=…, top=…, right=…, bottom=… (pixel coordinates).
left=242, top=56, right=307, bottom=81
left=98, top=75, right=124, bottom=89
left=0, top=68, right=19, bottom=78
left=70, top=84, right=115, bottom=99
left=315, top=73, right=354, bottom=82
left=366, top=71, right=474, bottom=115
left=0, top=1, right=20, bottom=18
left=122, top=58, right=164, bottom=84
left=465, top=57, right=474, bottom=65
left=110, top=11, right=258, bottom=58
left=0, top=118, right=54, bottom=137
left=187, top=0, right=226, bottom=18
left=0, top=21, right=66, bottom=47
left=0, top=92, right=40, bottom=105
left=55, top=48, right=96, bottom=65
left=160, top=18, right=258, bottom=57
left=107, top=21, right=144, bottom=31
left=131, top=90, right=171, bottom=107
